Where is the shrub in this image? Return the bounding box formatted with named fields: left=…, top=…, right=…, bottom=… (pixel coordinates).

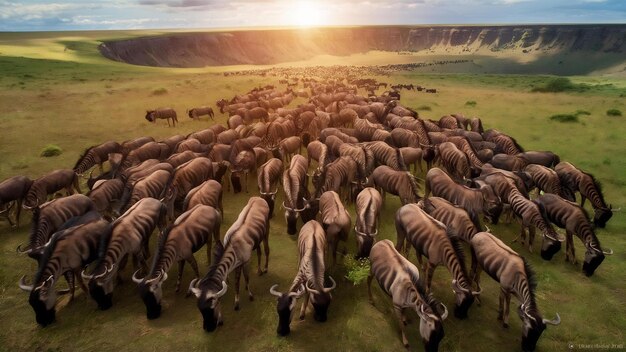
left=345, top=256, right=371, bottom=286
left=606, top=109, right=622, bottom=117
left=40, top=144, right=62, bottom=157
left=575, top=110, right=591, bottom=116
left=151, top=88, right=168, bottom=96
left=532, top=77, right=576, bottom=93
left=550, top=114, right=579, bottom=123
left=465, top=100, right=477, bottom=107
left=416, top=105, right=432, bottom=111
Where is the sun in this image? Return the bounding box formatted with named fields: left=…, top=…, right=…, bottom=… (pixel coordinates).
left=286, top=1, right=326, bottom=27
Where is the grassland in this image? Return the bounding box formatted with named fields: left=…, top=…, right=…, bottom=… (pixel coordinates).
left=0, top=31, right=625, bottom=352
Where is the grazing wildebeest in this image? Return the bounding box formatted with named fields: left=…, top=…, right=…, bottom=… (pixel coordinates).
left=83, top=198, right=167, bottom=310
left=23, top=169, right=81, bottom=209
left=270, top=220, right=337, bottom=335
left=18, top=194, right=96, bottom=260
left=555, top=161, right=613, bottom=228
left=73, top=141, right=122, bottom=176
left=319, top=191, right=351, bottom=266
left=283, top=155, right=310, bottom=235
left=183, top=179, right=223, bottom=214
left=87, top=178, right=124, bottom=216
left=257, top=158, right=283, bottom=218
left=116, top=169, right=174, bottom=217
left=517, top=151, right=560, bottom=168
left=371, top=165, right=421, bottom=205
left=368, top=240, right=448, bottom=350
left=188, top=106, right=215, bottom=120
left=425, top=168, right=502, bottom=225
left=0, top=175, right=32, bottom=227
left=189, top=197, right=270, bottom=332
left=354, top=187, right=382, bottom=258
left=146, top=108, right=178, bottom=127
left=524, top=164, right=562, bottom=196
left=436, top=142, right=471, bottom=181
left=469, top=232, right=560, bottom=351
left=19, top=218, right=110, bottom=326
left=172, top=157, right=213, bottom=208
left=395, top=204, right=479, bottom=319
left=133, top=204, right=221, bottom=319
left=534, top=194, right=613, bottom=276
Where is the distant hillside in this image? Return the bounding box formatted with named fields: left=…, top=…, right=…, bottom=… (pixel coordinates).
left=99, top=25, right=626, bottom=71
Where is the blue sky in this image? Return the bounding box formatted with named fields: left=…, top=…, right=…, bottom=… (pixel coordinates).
left=0, top=0, right=624, bottom=31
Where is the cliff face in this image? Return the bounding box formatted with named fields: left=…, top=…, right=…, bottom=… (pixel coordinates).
left=99, top=25, right=626, bottom=68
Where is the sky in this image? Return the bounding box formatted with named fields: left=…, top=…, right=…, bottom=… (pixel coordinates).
left=0, top=0, right=624, bottom=32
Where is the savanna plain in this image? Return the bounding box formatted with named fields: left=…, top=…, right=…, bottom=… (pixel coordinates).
left=0, top=30, right=624, bottom=352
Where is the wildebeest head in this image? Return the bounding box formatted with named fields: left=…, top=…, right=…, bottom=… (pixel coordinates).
left=540, top=234, right=562, bottom=261
left=190, top=279, right=227, bottom=332
left=270, top=284, right=305, bottom=336
left=477, top=181, right=502, bottom=224
left=451, top=280, right=480, bottom=319
left=582, top=243, right=612, bottom=277
left=134, top=269, right=167, bottom=320
left=354, top=226, right=376, bottom=259
left=84, top=264, right=115, bottom=310
left=593, top=206, right=613, bottom=228
left=145, top=111, right=155, bottom=122
left=283, top=197, right=306, bottom=235
left=259, top=189, right=277, bottom=218
left=19, top=275, right=59, bottom=327
left=415, top=299, right=447, bottom=352
left=187, top=109, right=195, bottom=119
left=230, top=171, right=243, bottom=194
left=518, top=304, right=560, bottom=352
left=305, top=277, right=336, bottom=322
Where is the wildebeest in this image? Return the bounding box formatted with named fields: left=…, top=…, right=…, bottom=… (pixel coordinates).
left=534, top=194, right=613, bottom=276
left=367, top=240, right=448, bottom=350
left=133, top=204, right=221, bottom=319
left=436, top=142, right=471, bottom=181
left=484, top=129, right=524, bottom=155
left=314, top=156, right=357, bottom=201
left=419, top=197, right=483, bottom=243
left=524, top=164, right=562, bottom=196
left=555, top=161, right=613, bottom=228
left=23, top=169, right=81, bottom=209
left=73, top=141, right=122, bottom=176
left=517, top=151, right=560, bottom=168
left=365, top=141, right=407, bottom=171
left=469, top=232, right=560, bottom=351
left=189, top=197, right=270, bottom=332
left=0, top=175, right=32, bottom=227
left=146, top=108, right=178, bottom=127
left=283, top=155, right=310, bottom=235
left=116, top=169, right=174, bottom=218
left=188, top=106, right=215, bottom=120
left=172, top=157, right=213, bottom=208
left=319, top=191, right=351, bottom=265
left=19, top=218, right=111, bottom=326
left=19, top=194, right=96, bottom=259
left=257, top=158, right=283, bottom=218
left=354, top=187, right=382, bottom=258
left=371, top=165, right=421, bottom=205
left=183, top=179, right=223, bottom=214
left=270, top=220, right=337, bottom=336
left=425, top=168, right=502, bottom=224
left=395, top=204, right=479, bottom=319
left=489, top=154, right=529, bottom=172
left=87, top=178, right=124, bottom=216
left=83, top=197, right=167, bottom=310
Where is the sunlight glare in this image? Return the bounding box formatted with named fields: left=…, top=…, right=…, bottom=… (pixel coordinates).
left=287, top=1, right=326, bottom=27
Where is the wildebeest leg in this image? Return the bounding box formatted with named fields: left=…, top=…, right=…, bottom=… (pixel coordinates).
left=566, top=231, right=576, bottom=264
left=580, top=195, right=586, bottom=208
left=332, top=238, right=338, bottom=266
left=256, top=245, right=262, bottom=276
left=299, top=291, right=310, bottom=320
left=234, top=266, right=242, bottom=311
left=244, top=172, right=249, bottom=194
left=16, top=199, right=23, bottom=227
left=1, top=202, right=15, bottom=227
left=64, top=271, right=76, bottom=301
left=497, top=288, right=506, bottom=326
left=176, top=260, right=185, bottom=293
left=425, top=262, right=436, bottom=292
left=243, top=262, right=253, bottom=302
left=394, top=306, right=410, bottom=348
left=75, top=269, right=89, bottom=296
left=118, top=255, right=129, bottom=284
left=469, top=249, right=482, bottom=305
left=527, top=225, right=535, bottom=253
left=262, top=235, right=270, bottom=275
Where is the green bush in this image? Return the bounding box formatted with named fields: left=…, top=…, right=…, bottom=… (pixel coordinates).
left=575, top=110, right=591, bottom=116
left=416, top=105, right=432, bottom=111
left=550, top=114, right=579, bottom=123
left=606, top=109, right=622, bottom=117
left=465, top=100, right=477, bottom=106
left=345, top=256, right=371, bottom=286
left=40, top=144, right=63, bottom=157
left=532, top=77, right=580, bottom=93
left=151, top=88, right=168, bottom=96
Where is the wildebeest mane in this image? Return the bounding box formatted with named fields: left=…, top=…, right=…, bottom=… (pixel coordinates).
left=448, top=235, right=469, bottom=278
left=522, top=257, right=538, bottom=308
left=201, top=240, right=225, bottom=290
left=73, top=145, right=96, bottom=170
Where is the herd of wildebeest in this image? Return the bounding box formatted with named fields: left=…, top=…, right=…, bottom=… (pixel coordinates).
left=0, top=73, right=616, bottom=352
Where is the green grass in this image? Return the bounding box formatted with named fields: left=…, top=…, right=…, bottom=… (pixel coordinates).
left=550, top=114, right=579, bottom=123
left=0, top=31, right=625, bottom=352
left=465, top=100, right=477, bottom=106
left=40, top=144, right=63, bottom=157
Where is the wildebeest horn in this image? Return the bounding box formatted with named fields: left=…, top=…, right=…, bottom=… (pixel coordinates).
left=290, top=284, right=305, bottom=298
left=57, top=288, right=71, bottom=295
left=269, top=284, right=282, bottom=297
left=189, top=278, right=202, bottom=298
left=145, top=270, right=163, bottom=284
left=16, top=243, right=31, bottom=254
left=132, top=269, right=144, bottom=284
left=484, top=225, right=492, bottom=233
left=215, top=280, right=228, bottom=298
left=18, top=275, right=34, bottom=292
left=305, top=280, right=320, bottom=295
left=439, top=302, right=449, bottom=320
left=322, top=276, right=336, bottom=293
left=542, top=313, right=561, bottom=326
left=471, top=283, right=482, bottom=296
left=602, top=248, right=614, bottom=255
left=81, top=268, right=94, bottom=281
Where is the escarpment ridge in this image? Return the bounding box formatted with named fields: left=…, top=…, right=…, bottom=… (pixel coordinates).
left=99, top=25, right=626, bottom=69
